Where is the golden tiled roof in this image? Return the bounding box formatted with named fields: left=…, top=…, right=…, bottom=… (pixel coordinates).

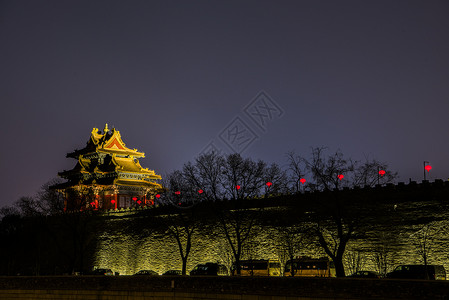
left=112, top=156, right=161, bottom=179
left=55, top=124, right=162, bottom=191
left=91, top=124, right=145, bottom=158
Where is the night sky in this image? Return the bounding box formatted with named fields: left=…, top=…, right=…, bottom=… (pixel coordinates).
left=1, top=0, right=448, bottom=207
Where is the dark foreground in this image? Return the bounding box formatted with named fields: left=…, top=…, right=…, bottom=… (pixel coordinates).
left=1, top=275, right=449, bottom=300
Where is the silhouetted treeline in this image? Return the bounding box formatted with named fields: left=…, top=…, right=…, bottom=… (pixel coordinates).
left=0, top=179, right=99, bottom=275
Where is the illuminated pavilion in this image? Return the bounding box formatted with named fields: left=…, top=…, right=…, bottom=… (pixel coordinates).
left=52, top=124, right=162, bottom=211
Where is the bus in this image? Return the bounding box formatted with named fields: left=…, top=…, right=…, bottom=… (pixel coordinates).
left=233, top=259, right=281, bottom=276
left=284, top=257, right=335, bottom=277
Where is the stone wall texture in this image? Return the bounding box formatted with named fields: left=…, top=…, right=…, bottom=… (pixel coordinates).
left=91, top=180, right=449, bottom=277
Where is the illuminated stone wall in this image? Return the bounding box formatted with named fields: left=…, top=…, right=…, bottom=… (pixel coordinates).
left=92, top=216, right=449, bottom=276
left=93, top=219, right=449, bottom=276
left=92, top=210, right=330, bottom=275
left=94, top=217, right=288, bottom=275
left=92, top=181, right=449, bottom=276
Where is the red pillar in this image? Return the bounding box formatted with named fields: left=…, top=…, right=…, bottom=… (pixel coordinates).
left=95, top=194, right=99, bottom=210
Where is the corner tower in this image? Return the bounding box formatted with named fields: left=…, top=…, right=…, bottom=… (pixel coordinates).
left=53, top=124, right=162, bottom=211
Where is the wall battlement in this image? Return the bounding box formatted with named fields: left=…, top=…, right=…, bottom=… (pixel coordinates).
left=84, top=178, right=449, bottom=218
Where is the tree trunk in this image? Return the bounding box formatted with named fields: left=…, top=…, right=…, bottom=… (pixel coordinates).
left=182, top=257, right=187, bottom=275
left=289, top=254, right=295, bottom=276
left=235, top=257, right=241, bottom=275
left=333, top=257, right=345, bottom=277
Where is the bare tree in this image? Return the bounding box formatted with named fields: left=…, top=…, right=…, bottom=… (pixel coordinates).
left=9, top=178, right=64, bottom=218
left=36, top=178, right=65, bottom=215
left=303, top=147, right=355, bottom=277
left=368, top=230, right=398, bottom=277
left=273, top=224, right=310, bottom=276
left=216, top=239, right=234, bottom=276
left=157, top=153, right=270, bottom=276
left=286, top=151, right=307, bottom=193
left=219, top=153, right=267, bottom=200
left=344, top=250, right=366, bottom=275
left=410, top=223, right=437, bottom=268
left=181, top=152, right=279, bottom=202
left=240, top=235, right=261, bottom=276
left=301, top=147, right=398, bottom=277
left=15, top=196, right=42, bottom=217
left=371, top=246, right=395, bottom=276
left=0, top=206, right=19, bottom=220
left=216, top=203, right=260, bottom=275
left=263, top=163, right=289, bottom=196
left=159, top=210, right=199, bottom=275
left=155, top=171, right=202, bottom=275
left=352, top=158, right=398, bottom=187
left=182, top=152, right=226, bottom=201
left=158, top=170, right=204, bottom=208
left=206, top=153, right=270, bottom=275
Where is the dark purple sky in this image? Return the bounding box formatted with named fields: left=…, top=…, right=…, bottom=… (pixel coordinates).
left=1, top=0, right=448, bottom=207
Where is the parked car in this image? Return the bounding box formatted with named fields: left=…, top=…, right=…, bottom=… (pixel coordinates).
left=163, top=270, right=182, bottom=276
left=386, top=265, right=446, bottom=280
left=88, top=268, right=114, bottom=276
left=347, top=271, right=381, bottom=278
left=134, top=270, right=159, bottom=276
left=190, top=263, right=228, bottom=276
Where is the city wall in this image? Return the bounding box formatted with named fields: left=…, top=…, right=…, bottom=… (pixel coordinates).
left=92, top=180, right=449, bottom=276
